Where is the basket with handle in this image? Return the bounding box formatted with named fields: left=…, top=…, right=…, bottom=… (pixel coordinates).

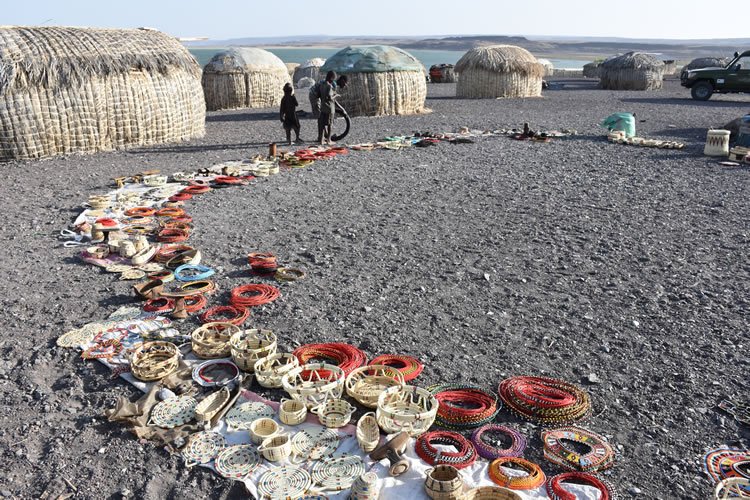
left=258, top=434, right=292, bottom=462
left=230, top=328, right=277, bottom=372
left=254, top=352, right=298, bottom=388
left=346, top=364, right=404, bottom=408
left=312, top=399, right=355, bottom=429
left=356, top=412, right=380, bottom=453
left=376, top=384, right=439, bottom=436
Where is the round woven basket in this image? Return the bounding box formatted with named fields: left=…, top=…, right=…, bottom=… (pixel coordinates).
left=258, top=434, right=292, bottom=462
left=376, top=385, right=439, bottom=436
left=350, top=472, right=380, bottom=500
left=254, top=352, right=298, bottom=388
left=229, top=328, right=277, bottom=371
left=191, top=322, right=237, bottom=359
left=463, top=486, right=522, bottom=500
left=356, top=412, right=380, bottom=453
left=346, top=364, right=404, bottom=408
left=249, top=417, right=280, bottom=445
left=424, top=465, right=464, bottom=500
left=282, top=362, right=346, bottom=408
left=313, top=398, right=355, bottom=428
left=130, top=341, right=179, bottom=381
left=279, top=398, right=308, bottom=425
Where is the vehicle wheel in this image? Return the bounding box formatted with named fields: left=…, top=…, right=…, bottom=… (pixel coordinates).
left=691, top=81, right=714, bottom=101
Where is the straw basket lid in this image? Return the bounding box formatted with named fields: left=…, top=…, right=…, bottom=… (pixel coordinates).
left=150, top=395, right=197, bottom=428
left=225, top=401, right=275, bottom=430
left=257, top=465, right=312, bottom=499
left=291, top=427, right=341, bottom=461
left=214, top=444, right=261, bottom=479
left=192, top=358, right=240, bottom=387
left=463, top=486, right=522, bottom=500
left=181, top=431, right=226, bottom=466
left=311, top=455, right=366, bottom=491
left=203, top=47, right=288, bottom=74
left=455, top=45, right=544, bottom=77
left=346, top=364, right=404, bottom=408
left=376, top=385, right=439, bottom=436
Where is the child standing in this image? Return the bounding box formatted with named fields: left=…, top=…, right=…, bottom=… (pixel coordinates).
left=279, top=83, right=301, bottom=145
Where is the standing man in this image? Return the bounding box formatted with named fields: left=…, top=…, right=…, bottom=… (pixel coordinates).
left=317, top=71, right=337, bottom=145
left=309, top=72, right=348, bottom=119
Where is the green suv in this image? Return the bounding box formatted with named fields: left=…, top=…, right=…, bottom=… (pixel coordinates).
left=681, top=51, right=750, bottom=100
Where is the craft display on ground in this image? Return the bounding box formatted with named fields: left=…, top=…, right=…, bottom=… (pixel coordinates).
left=57, top=128, right=744, bottom=498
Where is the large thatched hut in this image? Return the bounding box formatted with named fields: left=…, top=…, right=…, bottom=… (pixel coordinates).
left=583, top=61, right=601, bottom=78
left=0, top=26, right=205, bottom=161
left=320, top=45, right=426, bottom=116
left=599, top=52, right=665, bottom=90
left=537, top=58, right=555, bottom=77
left=683, top=57, right=729, bottom=71
left=455, top=45, right=544, bottom=98
left=202, top=48, right=290, bottom=111
left=293, top=58, right=325, bottom=85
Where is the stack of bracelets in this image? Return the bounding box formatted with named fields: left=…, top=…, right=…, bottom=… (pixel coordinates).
left=199, top=305, right=249, bottom=326
left=143, top=295, right=206, bottom=314
left=541, top=426, right=615, bottom=473
left=470, top=425, right=527, bottom=459
left=488, top=457, right=546, bottom=490
left=498, top=376, right=591, bottom=424
left=182, top=184, right=211, bottom=195
left=247, top=253, right=278, bottom=274
left=157, top=227, right=189, bottom=243
left=174, top=264, right=215, bottom=282
left=124, top=207, right=156, bottom=217
left=229, top=284, right=281, bottom=308
left=415, top=431, right=477, bottom=469
left=213, top=175, right=246, bottom=186
left=155, top=245, right=193, bottom=263
left=155, top=207, right=186, bottom=218
left=428, top=383, right=501, bottom=429
left=169, top=192, right=192, bottom=202
left=293, top=343, right=366, bottom=376
left=368, top=354, right=424, bottom=382
left=546, top=472, right=616, bottom=500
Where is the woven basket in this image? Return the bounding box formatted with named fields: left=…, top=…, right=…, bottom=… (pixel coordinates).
left=195, top=387, right=230, bottom=425
left=376, top=385, right=439, bottom=436
left=255, top=352, right=299, bottom=388
left=313, top=398, right=355, bottom=429
left=279, top=398, right=308, bottom=426
left=356, top=412, right=380, bottom=453
left=249, top=417, right=280, bottom=444
left=282, top=362, right=346, bottom=408
left=463, top=486, right=522, bottom=500
left=350, top=472, right=380, bottom=500
left=425, top=465, right=464, bottom=500
left=191, top=322, right=237, bottom=359
left=229, top=328, right=277, bottom=372
left=346, top=364, right=404, bottom=408
left=130, top=341, right=179, bottom=381
left=258, top=434, right=292, bottom=462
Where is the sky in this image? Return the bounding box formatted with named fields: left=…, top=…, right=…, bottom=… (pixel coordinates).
left=4, top=0, right=748, bottom=40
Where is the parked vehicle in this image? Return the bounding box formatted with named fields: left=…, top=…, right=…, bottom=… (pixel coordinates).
left=681, top=51, right=750, bottom=101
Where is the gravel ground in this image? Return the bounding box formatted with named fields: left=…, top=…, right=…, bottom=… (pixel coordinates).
left=0, top=80, right=748, bottom=499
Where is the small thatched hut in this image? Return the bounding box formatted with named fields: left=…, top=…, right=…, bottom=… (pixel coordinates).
left=429, top=64, right=457, bottom=83
left=202, top=48, right=290, bottom=111
left=320, top=45, right=426, bottom=116
left=537, top=58, right=555, bottom=77
left=0, top=26, right=205, bottom=161
left=455, top=45, right=544, bottom=98
left=285, top=62, right=300, bottom=79
left=293, top=58, right=325, bottom=85
left=583, top=61, right=601, bottom=78
left=599, top=52, right=665, bottom=90
left=683, top=57, right=729, bottom=71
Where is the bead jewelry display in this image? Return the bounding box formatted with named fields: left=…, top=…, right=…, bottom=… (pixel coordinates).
left=369, top=354, right=424, bottom=381
left=293, top=343, right=367, bottom=376
left=471, top=425, right=527, bottom=459
left=541, top=426, right=615, bottom=473
left=415, top=431, right=478, bottom=469
left=429, top=383, right=501, bottom=430
left=498, top=376, right=591, bottom=424
left=488, top=457, right=546, bottom=491
left=546, top=472, right=616, bottom=500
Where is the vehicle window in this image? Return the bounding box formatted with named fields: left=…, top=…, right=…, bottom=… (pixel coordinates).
left=732, top=57, right=750, bottom=71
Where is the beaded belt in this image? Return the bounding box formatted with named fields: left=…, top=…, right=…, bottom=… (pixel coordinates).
left=415, top=431, right=477, bottom=469
left=428, top=383, right=501, bottom=429
left=488, top=457, right=546, bottom=490
left=541, top=426, right=615, bottom=473
left=471, top=425, right=527, bottom=459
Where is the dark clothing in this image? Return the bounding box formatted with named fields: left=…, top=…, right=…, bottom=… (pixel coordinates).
left=309, top=79, right=337, bottom=118
left=280, top=95, right=300, bottom=129
left=319, top=81, right=336, bottom=117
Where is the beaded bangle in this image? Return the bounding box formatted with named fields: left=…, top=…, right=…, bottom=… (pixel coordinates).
left=428, top=383, right=501, bottom=429
left=247, top=252, right=278, bottom=273
left=124, top=207, right=156, bottom=217
left=169, top=193, right=192, bottom=202
left=471, top=425, right=527, bottom=459
left=541, top=426, right=614, bottom=473
left=488, top=457, right=546, bottom=491
left=229, top=284, right=281, bottom=307
left=274, top=267, right=306, bottom=282
left=174, top=264, right=215, bottom=282
left=182, top=185, right=211, bottom=195
left=369, top=354, right=424, bottom=381
left=157, top=228, right=189, bottom=243
left=180, top=280, right=216, bottom=294
left=155, top=207, right=186, bottom=217
left=184, top=294, right=207, bottom=313
left=199, top=305, right=249, bottom=326
left=415, top=431, right=477, bottom=469
left=293, top=343, right=367, bottom=376
left=143, top=297, right=175, bottom=313
left=498, top=376, right=591, bottom=424
left=546, top=472, right=615, bottom=500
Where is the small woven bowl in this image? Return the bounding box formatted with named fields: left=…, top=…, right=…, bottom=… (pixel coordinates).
left=254, top=352, right=299, bottom=388
left=258, top=434, right=292, bottom=462
left=230, top=328, right=277, bottom=372
left=249, top=417, right=280, bottom=445
left=281, top=362, right=346, bottom=409
left=463, top=486, right=521, bottom=500
left=346, top=364, right=404, bottom=408
left=376, top=384, right=439, bottom=436
left=313, top=398, right=355, bottom=429
left=279, top=398, right=308, bottom=426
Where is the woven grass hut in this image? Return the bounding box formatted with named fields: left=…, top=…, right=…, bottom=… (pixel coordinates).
left=429, top=64, right=456, bottom=83
left=537, top=58, right=555, bottom=77
left=583, top=61, right=601, bottom=78
left=455, top=45, right=544, bottom=98
left=320, top=45, right=426, bottom=116
left=684, top=57, right=729, bottom=71
left=293, top=58, right=325, bottom=85
left=599, top=52, right=665, bottom=90
left=0, top=26, right=205, bottom=161
left=202, top=48, right=290, bottom=111
left=285, top=62, right=299, bottom=78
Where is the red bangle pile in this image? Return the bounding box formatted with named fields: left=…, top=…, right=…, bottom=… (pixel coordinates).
left=498, top=376, right=591, bottom=424
left=214, top=175, right=245, bottom=185
left=157, top=228, right=189, bottom=243
left=143, top=297, right=174, bottom=313
left=415, top=431, right=477, bottom=469
left=155, top=207, right=186, bottom=218
left=488, top=457, right=546, bottom=490
left=293, top=343, right=366, bottom=375
left=369, top=354, right=424, bottom=381
left=229, top=284, right=281, bottom=308
left=247, top=252, right=278, bottom=274
left=155, top=244, right=193, bottom=263
left=94, top=217, right=118, bottom=227
left=182, top=185, right=211, bottom=195
left=124, top=207, right=156, bottom=217
left=546, top=472, right=615, bottom=500
left=162, top=220, right=192, bottom=232
left=428, top=383, right=501, bottom=429
left=199, top=305, right=249, bottom=325
left=184, top=294, right=207, bottom=313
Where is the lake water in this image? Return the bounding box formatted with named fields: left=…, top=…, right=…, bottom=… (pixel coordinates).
left=188, top=47, right=587, bottom=70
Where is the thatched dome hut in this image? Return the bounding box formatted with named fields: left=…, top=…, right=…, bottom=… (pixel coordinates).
left=202, top=48, right=290, bottom=111
left=683, top=57, right=729, bottom=71
left=583, top=61, right=601, bottom=78
left=285, top=62, right=300, bottom=78
left=0, top=26, right=205, bottom=161
left=599, top=52, right=665, bottom=90
left=293, top=58, right=325, bottom=85
left=537, top=58, right=555, bottom=77
left=429, top=64, right=456, bottom=83
left=455, top=45, right=544, bottom=98
left=320, top=45, right=426, bottom=116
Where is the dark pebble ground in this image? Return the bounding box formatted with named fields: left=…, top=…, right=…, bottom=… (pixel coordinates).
left=0, top=79, right=748, bottom=499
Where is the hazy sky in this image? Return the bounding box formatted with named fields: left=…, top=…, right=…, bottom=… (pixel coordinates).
left=4, top=0, right=747, bottom=40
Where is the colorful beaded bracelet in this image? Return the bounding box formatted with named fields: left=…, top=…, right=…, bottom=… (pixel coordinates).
left=498, top=376, right=591, bottom=424
left=369, top=354, right=424, bottom=381
left=471, top=425, right=527, bottom=459
left=293, top=343, right=367, bottom=376
left=541, top=426, right=615, bottom=473
left=428, top=383, right=501, bottom=429
left=546, top=472, right=615, bottom=500
left=415, top=431, right=477, bottom=469
left=488, top=457, right=546, bottom=491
